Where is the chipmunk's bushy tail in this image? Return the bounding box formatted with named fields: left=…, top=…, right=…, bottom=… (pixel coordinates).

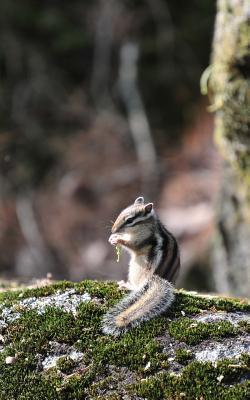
left=102, top=276, right=174, bottom=337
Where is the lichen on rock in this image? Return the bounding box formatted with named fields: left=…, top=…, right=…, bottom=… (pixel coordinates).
left=0, top=280, right=249, bottom=399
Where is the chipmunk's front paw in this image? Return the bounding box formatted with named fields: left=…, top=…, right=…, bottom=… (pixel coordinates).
left=109, top=233, right=121, bottom=246
left=109, top=233, right=131, bottom=246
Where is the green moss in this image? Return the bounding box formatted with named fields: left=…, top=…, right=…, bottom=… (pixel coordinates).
left=131, top=359, right=250, bottom=400
left=54, top=372, right=91, bottom=400
left=238, top=320, right=250, bottom=333
left=168, top=317, right=238, bottom=345
left=241, top=353, right=250, bottom=368
left=56, top=356, right=76, bottom=373
left=87, top=376, right=114, bottom=398
left=6, top=308, right=80, bottom=353
left=0, top=280, right=121, bottom=307
left=75, top=311, right=169, bottom=375
left=0, top=351, right=61, bottom=400
left=171, top=290, right=250, bottom=316
left=175, top=348, right=194, bottom=365
left=0, top=280, right=249, bottom=399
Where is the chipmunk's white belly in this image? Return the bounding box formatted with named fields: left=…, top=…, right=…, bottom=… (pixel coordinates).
left=128, top=254, right=151, bottom=290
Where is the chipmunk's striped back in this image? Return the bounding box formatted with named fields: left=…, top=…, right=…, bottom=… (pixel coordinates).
left=150, top=220, right=180, bottom=284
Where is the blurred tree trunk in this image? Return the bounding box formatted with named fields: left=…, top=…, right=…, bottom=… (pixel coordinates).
left=210, top=0, right=250, bottom=297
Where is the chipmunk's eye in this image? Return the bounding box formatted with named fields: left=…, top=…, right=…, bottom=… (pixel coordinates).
left=125, top=217, right=134, bottom=224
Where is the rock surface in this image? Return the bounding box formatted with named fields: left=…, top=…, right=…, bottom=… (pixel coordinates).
left=0, top=280, right=249, bottom=399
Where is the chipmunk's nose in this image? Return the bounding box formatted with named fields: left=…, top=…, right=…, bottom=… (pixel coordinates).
left=109, top=233, right=118, bottom=245
left=108, top=234, right=114, bottom=243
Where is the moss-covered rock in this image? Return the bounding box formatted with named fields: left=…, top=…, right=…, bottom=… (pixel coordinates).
left=0, top=280, right=249, bottom=399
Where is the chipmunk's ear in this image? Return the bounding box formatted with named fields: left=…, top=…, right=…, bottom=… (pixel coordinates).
left=134, top=196, right=144, bottom=205
left=144, top=202, right=153, bottom=214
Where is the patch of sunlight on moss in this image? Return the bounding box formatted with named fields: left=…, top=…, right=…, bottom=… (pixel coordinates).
left=171, top=290, right=250, bottom=316
left=130, top=359, right=250, bottom=400
left=168, top=317, right=238, bottom=345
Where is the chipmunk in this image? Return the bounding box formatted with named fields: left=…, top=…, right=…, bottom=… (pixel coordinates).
left=102, top=196, right=180, bottom=336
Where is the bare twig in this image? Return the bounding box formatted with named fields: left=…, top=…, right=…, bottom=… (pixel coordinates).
left=118, top=41, right=158, bottom=196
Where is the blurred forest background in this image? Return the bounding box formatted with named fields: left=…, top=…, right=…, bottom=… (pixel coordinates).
left=0, top=1, right=249, bottom=296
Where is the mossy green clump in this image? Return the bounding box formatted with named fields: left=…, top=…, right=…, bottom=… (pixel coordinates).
left=238, top=320, right=250, bottom=333
left=56, top=356, right=76, bottom=373
left=90, top=319, right=169, bottom=373
left=131, top=359, right=250, bottom=400
left=0, top=280, right=249, bottom=399
left=241, top=353, right=250, bottom=368
left=171, top=290, right=250, bottom=316
left=0, top=280, right=121, bottom=306
left=175, top=348, right=194, bottom=365
left=0, top=352, right=61, bottom=400
left=168, top=317, right=238, bottom=345
left=7, top=307, right=80, bottom=353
